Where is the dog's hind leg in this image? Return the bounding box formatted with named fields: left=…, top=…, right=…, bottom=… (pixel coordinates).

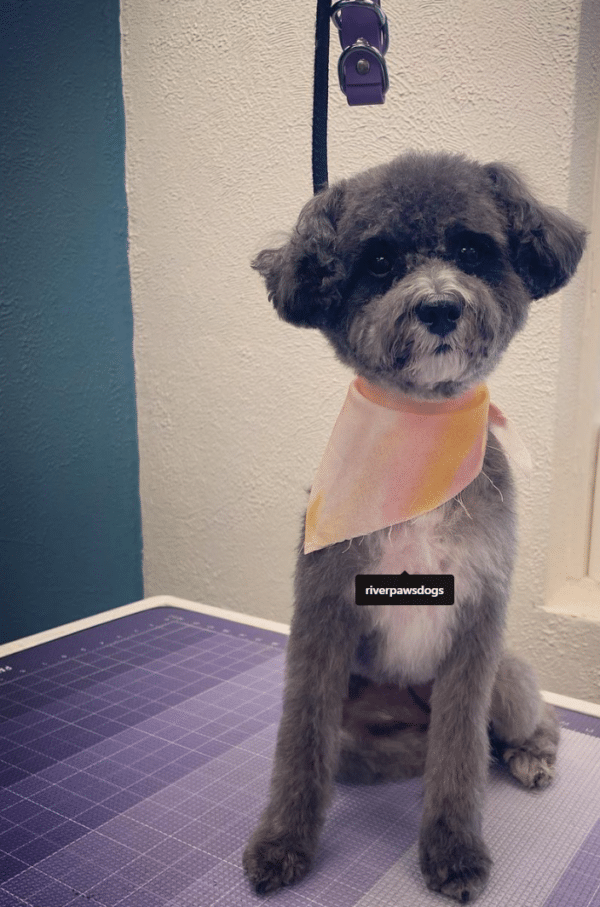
left=490, top=652, right=560, bottom=789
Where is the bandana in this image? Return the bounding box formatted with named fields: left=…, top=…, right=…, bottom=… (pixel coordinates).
left=304, top=377, right=530, bottom=554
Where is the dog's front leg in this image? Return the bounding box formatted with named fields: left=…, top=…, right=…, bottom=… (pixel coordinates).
left=419, top=619, right=501, bottom=903
left=243, top=596, right=358, bottom=895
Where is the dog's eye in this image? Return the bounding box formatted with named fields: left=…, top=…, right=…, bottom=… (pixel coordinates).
left=447, top=229, right=499, bottom=278
left=368, top=254, right=392, bottom=277
left=458, top=244, right=481, bottom=266
left=364, top=243, right=395, bottom=278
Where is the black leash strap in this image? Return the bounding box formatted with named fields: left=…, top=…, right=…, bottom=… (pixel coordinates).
left=312, top=0, right=390, bottom=195
left=312, top=0, right=331, bottom=194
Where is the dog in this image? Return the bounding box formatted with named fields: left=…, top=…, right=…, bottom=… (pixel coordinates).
left=243, top=151, right=586, bottom=902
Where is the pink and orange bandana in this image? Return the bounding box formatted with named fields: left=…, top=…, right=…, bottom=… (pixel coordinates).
left=304, top=377, right=530, bottom=554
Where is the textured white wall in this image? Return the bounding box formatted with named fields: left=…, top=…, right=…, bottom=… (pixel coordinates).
left=121, top=0, right=600, bottom=701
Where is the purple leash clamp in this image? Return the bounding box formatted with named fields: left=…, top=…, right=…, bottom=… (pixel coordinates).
left=331, top=0, right=389, bottom=106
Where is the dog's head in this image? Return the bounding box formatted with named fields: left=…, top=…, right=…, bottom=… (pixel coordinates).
left=253, top=152, right=586, bottom=398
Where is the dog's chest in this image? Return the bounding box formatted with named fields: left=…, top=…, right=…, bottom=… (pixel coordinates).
left=374, top=508, right=453, bottom=576
left=363, top=509, right=467, bottom=683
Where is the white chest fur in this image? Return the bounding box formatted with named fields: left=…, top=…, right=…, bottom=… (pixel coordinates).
left=366, top=507, right=470, bottom=684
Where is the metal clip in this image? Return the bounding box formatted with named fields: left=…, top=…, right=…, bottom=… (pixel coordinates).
left=330, top=0, right=389, bottom=104
left=337, top=40, right=389, bottom=100
left=331, top=0, right=389, bottom=55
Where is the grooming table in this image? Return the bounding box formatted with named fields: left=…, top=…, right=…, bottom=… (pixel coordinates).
left=0, top=598, right=599, bottom=907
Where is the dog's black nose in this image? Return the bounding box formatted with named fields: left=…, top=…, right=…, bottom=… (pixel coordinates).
left=415, top=301, right=462, bottom=337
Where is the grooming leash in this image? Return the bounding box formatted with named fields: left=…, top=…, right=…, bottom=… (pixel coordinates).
left=312, top=0, right=390, bottom=193
left=312, top=1, right=426, bottom=719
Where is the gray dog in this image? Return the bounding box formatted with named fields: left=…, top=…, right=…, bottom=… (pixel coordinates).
left=243, top=152, right=586, bottom=903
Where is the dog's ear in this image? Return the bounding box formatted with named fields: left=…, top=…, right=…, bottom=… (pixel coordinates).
left=252, top=183, right=347, bottom=327
left=484, top=162, right=587, bottom=299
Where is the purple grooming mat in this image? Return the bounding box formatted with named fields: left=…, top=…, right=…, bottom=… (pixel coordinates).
left=0, top=605, right=599, bottom=906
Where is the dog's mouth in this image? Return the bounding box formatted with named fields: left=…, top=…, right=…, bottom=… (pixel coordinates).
left=390, top=336, right=462, bottom=375
left=400, top=342, right=472, bottom=395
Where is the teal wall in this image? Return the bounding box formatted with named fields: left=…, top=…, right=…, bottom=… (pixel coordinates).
left=0, top=0, right=144, bottom=643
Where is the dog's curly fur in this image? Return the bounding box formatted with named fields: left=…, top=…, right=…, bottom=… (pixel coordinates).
left=243, top=152, right=586, bottom=902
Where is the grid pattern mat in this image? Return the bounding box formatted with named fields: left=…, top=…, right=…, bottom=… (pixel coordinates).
left=1, top=605, right=599, bottom=907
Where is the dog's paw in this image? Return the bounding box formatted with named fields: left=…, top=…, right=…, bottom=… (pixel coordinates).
left=503, top=746, right=556, bottom=789
left=419, top=821, right=492, bottom=903
left=243, top=831, right=313, bottom=895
